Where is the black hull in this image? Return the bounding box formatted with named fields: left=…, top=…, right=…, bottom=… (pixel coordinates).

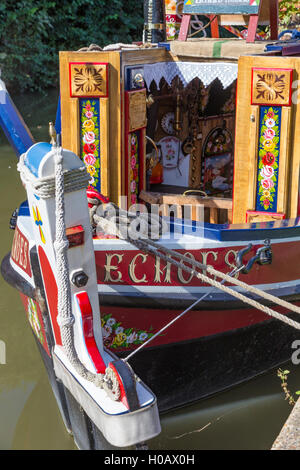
left=119, top=315, right=300, bottom=412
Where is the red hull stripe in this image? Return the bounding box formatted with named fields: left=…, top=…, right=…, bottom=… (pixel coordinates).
left=99, top=303, right=298, bottom=351
left=75, top=292, right=106, bottom=374
left=95, top=241, right=300, bottom=287
left=38, top=246, right=62, bottom=345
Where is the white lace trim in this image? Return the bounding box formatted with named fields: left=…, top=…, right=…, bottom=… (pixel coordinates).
left=143, top=61, right=238, bottom=90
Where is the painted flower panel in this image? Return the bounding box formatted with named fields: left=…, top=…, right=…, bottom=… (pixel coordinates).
left=129, top=132, right=139, bottom=206
left=255, top=106, right=281, bottom=212
left=80, top=99, right=101, bottom=193
left=101, top=313, right=154, bottom=350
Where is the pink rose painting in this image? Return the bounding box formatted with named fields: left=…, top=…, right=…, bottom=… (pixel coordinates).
left=264, top=128, right=275, bottom=140
left=257, top=107, right=280, bottom=211
left=83, top=131, right=95, bottom=144
left=261, top=178, right=274, bottom=190
left=84, top=153, right=96, bottom=165
left=260, top=165, right=274, bottom=179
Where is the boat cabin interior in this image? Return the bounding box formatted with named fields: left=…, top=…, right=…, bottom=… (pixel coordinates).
left=59, top=37, right=300, bottom=228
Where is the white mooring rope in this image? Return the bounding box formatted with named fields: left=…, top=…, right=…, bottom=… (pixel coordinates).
left=18, top=152, right=90, bottom=199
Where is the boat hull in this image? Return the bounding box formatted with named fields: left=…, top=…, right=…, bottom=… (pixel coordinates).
left=119, top=314, right=299, bottom=412
left=3, top=206, right=300, bottom=413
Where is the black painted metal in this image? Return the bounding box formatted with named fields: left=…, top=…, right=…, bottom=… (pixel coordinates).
left=1, top=252, right=36, bottom=299
left=143, top=0, right=166, bottom=43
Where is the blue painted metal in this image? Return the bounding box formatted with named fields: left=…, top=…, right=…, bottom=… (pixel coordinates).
left=24, top=142, right=52, bottom=177
left=18, top=200, right=30, bottom=217
left=18, top=192, right=300, bottom=242
left=0, top=88, right=34, bottom=157
left=55, top=94, right=61, bottom=135
left=158, top=42, right=170, bottom=51
left=171, top=217, right=300, bottom=242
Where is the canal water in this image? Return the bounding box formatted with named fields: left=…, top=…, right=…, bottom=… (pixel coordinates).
left=0, top=90, right=299, bottom=450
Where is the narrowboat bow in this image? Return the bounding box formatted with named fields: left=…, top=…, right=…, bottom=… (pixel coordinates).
left=1, top=0, right=300, bottom=450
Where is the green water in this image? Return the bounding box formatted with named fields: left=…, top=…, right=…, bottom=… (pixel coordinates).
left=0, top=90, right=299, bottom=450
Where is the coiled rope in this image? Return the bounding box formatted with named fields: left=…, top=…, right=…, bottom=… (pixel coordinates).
left=18, top=152, right=90, bottom=199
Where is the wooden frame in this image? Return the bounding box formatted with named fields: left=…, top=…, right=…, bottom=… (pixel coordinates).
left=59, top=51, right=121, bottom=203
left=232, top=56, right=298, bottom=224
left=140, top=190, right=232, bottom=223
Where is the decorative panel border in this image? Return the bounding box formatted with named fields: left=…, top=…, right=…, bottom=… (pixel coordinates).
left=79, top=98, right=101, bottom=193
left=255, top=106, right=281, bottom=213
left=126, top=129, right=146, bottom=208
left=69, top=62, right=108, bottom=98
left=251, top=67, right=293, bottom=107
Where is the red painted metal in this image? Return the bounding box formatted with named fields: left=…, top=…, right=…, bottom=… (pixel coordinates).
left=86, top=187, right=109, bottom=208
left=100, top=301, right=296, bottom=352
left=11, top=227, right=32, bottom=277
left=95, top=241, right=300, bottom=288
left=66, top=225, right=85, bottom=248
left=75, top=291, right=106, bottom=373
left=38, top=245, right=62, bottom=345
left=108, top=362, right=129, bottom=408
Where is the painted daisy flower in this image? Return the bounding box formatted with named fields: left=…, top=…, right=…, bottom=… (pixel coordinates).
left=127, top=332, right=138, bottom=344
left=115, top=326, right=124, bottom=335
left=139, top=332, right=148, bottom=342
left=106, top=317, right=116, bottom=327
left=265, top=118, right=275, bottom=128
left=102, top=325, right=112, bottom=338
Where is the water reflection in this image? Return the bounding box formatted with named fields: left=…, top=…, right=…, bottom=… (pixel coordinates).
left=0, top=90, right=299, bottom=450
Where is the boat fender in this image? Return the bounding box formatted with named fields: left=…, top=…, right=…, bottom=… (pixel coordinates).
left=104, top=360, right=140, bottom=411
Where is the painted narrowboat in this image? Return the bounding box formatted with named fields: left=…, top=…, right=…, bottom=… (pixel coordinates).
left=1, top=0, right=300, bottom=450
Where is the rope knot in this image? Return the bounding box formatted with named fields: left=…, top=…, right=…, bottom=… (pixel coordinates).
left=57, top=314, right=75, bottom=328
